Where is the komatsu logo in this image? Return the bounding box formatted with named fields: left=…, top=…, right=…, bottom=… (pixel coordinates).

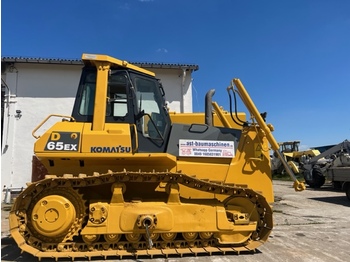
left=90, top=146, right=131, bottom=153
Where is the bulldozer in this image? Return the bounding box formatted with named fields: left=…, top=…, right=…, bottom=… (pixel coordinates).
left=9, top=53, right=305, bottom=260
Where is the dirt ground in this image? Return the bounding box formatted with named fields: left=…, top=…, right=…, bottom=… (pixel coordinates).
left=1, top=180, right=350, bottom=262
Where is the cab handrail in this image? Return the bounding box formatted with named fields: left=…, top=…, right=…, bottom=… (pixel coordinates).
left=32, top=114, right=76, bottom=139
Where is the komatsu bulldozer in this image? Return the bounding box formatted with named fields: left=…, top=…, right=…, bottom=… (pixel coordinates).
left=9, top=54, right=305, bottom=260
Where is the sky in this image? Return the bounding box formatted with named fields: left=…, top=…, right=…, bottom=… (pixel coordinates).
left=2, top=0, right=350, bottom=149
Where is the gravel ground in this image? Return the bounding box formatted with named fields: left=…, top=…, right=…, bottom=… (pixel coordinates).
left=1, top=180, right=350, bottom=262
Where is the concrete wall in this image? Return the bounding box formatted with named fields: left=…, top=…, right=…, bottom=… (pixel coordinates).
left=1, top=62, right=194, bottom=193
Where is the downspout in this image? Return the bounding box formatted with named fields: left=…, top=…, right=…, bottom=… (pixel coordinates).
left=1, top=65, right=18, bottom=202
left=1, top=64, right=18, bottom=154
left=1, top=78, right=11, bottom=154
left=181, top=68, right=186, bottom=113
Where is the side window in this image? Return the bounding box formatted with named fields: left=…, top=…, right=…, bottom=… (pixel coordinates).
left=79, top=73, right=96, bottom=116
left=78, top=71, right=129, bottom=119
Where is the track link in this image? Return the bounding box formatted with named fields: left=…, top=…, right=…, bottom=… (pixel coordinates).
left=10, top=170, right=273, bottom=260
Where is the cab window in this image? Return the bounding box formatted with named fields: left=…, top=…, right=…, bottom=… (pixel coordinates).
left=106, top=72, right=128, bottom=118
left=79, top=73, right=96, bottom=116
left=135, top=77, right=167, bottom=138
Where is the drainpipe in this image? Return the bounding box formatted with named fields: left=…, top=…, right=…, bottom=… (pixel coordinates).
left=1, top=65, right=18, bottom=200
left=181, top=68, right=186, bottom=113
left=1, top=71, right=17, bottom=154
left=1, top=79, right=11, bottom=154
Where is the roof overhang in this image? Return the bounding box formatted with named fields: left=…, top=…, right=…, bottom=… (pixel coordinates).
left=1, top=56, right=199, bottom=71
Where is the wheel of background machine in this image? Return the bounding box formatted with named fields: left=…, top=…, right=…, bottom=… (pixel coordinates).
left=311, top=168, right=325, bottom=188
left=303, top=171, right=316, bottom=188
left=303, top=168, right=325, bottom=188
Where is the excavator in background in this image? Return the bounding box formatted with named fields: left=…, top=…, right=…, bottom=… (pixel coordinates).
left=271, top=141, right=320, bottom=177
left=301, top=140, right=350, bottom=197
left=271, top=139, right=350, bottom=197
left=9, top=53, right=305, bottom=260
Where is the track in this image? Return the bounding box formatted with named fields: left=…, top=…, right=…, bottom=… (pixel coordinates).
left=9, top=170, right=273, bottom=260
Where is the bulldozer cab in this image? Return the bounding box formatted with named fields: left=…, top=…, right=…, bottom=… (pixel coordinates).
left=71, top=54, right=171, bottom=153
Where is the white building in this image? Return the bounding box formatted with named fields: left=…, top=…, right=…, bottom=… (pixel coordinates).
left=1, top=55, right=198, bottom=198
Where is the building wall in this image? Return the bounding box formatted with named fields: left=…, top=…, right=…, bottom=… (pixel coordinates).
left=1, top=62, right=194, bottom=192
left=152, top=69, right=193, bottom=113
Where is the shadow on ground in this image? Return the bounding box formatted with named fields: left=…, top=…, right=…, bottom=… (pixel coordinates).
left=308, top=196, right=350, bottom=207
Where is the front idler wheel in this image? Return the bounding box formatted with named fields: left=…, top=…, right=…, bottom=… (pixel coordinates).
left=27, top=187, right=86, bottom=244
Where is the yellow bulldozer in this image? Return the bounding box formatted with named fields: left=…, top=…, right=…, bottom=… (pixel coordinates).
left=9, top=54, right=305, bottom=260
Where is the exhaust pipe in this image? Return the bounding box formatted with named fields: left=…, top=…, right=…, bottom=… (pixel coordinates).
left=205, top=89, right=215, bottom=126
